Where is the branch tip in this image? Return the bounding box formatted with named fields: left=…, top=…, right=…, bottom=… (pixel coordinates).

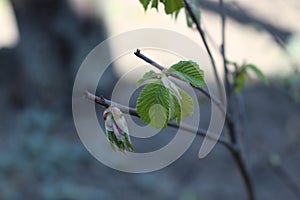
left=135, top=49, right=140, bottom=54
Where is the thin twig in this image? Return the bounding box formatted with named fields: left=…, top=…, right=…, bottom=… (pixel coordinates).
left=134, top=49, right=165, bottom=71
left=220, top=0, right=231, bottom=95
left=183, top=0, right=223, bottom=97
left=85, top=90, right=138, bottom=117
left=85, top=90, right=236, bottom=151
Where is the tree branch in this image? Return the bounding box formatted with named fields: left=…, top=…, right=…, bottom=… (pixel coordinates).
left=219, top=1, right=254, bottom=199
left=85, top=90, right=236, bottom=152
left=220, top=0, right=230, bottom=95
left=134, top=49, right=165, bottom=71
left=231, top=150, right=255, bottom=200
left=219, top=0, right=237, bottom=144
left=183, top=0, right=223, bottom=96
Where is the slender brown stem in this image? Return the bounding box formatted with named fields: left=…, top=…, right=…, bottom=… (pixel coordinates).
left=183, top=0, right=223, bottom=97
left=85, top=90, right=236, bottom=151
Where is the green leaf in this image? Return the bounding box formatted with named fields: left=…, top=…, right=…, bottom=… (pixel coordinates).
left=168, top=60, right=205, bottom=88
left=161, top=74, right=182, bottom=103
left=124, top=134, right=134, bottom=152
left=151, top=0, right=159, bottom=9
left=243, top=64, right=268, bottom=84
left=107, top=131, right=125, bottom=152
left=168, top=88, right=193, bottom=124
left=136, top=73, right=195, bottom=128
left=136, top=70, right=157, bottom=87
left=228, top=61, right=268, bottom=93
left=178, top=88, right=194, bottom=118
left=148, top=104, right=168, bottom=129
left=173, top=9, right=181, bottom=19
left=136, top=81, right=170, bottom=129
left=169, top=93, right=182, bottom=124
left=139, top=0, right=151, bottom=11
left=185, top=10, right=194, bottom=28
left=107, top=131, right=116, bottom=152
left=234, top=70, right=246, bottom=93
left=164, top=0, right=184, bottom=14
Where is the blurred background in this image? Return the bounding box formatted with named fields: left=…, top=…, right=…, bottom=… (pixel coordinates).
left=0, top=0, right=300, bottom=199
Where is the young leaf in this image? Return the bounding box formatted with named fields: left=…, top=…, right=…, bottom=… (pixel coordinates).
left=136, top=81, right=170, bottom=129
left=178, top=88, right=194, bottom=118
left=169, top=93, right=182, bottom=124
left=139, top=0, right=151, bottom=11
left=234, top=70, right=246, bottom=93
left=161, top=74, right=182, bottom=103
left=103, top=106, right=134, bottom=152
left=185, top=10, right=194, bottom=28
left=173, top=9, right=181, bottom=19
left=136, top=70, right=158, bottom=87
left=151, top=0, right=159, bottom=9
left=168, top=88, right=193, bottom=124
left=243, top=64, right=268, bottom=84
left=124, top=132, right=134, bottom=152
left=168, top=60, right=205, bottom=88
left=164, top=0, right=184, bottom=14
left=148, top=104, right=168, bottom=129
left=228, top=60, right=268, bottom=93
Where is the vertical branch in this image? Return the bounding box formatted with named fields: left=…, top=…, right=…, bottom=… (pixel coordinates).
left=184, top=0, right=256, bottom=199
left=219, top=1, right=255, bottom=199
left=219, top=0, right=236, bottom=143
left=220, top=0, right=230, bottom=94
left=232, top=150, right=255, bottom=200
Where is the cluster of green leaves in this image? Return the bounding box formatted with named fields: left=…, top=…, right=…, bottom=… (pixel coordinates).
left=226, top=60, right=268, bottom=93
left=138, top=0, right=200, bottom=28
left=139, top=0, right=184, bottom=14
left=136, top=60, right=205, bottom=129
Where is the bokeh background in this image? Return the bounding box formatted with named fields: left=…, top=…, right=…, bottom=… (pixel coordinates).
left=1, top=0, right=300, bottom=199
